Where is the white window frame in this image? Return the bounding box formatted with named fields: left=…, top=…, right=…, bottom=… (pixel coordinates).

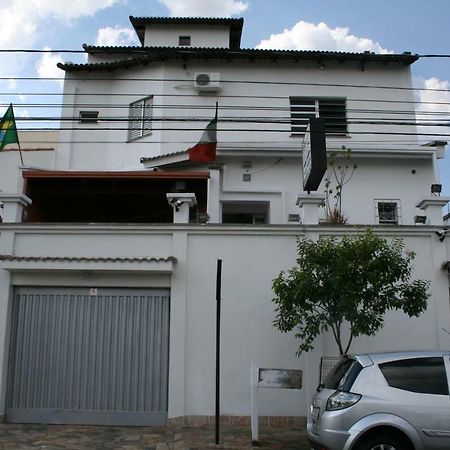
left=375, top=199, right=402, bottom=225
left=128, top=96, right=153, bottom=141
left=290, top=97, right=347, bottom=136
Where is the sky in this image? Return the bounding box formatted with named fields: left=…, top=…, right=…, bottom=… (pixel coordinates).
left=0, top=0, right=449, bottom=198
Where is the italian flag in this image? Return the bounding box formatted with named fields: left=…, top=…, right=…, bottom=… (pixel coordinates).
left=188, top=111, right=218, bottom=163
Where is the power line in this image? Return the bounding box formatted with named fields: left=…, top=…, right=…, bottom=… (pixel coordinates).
left=1, top=95, right=450, bottom=110
left=12, top=126, right=450, bottom=137
left=0, top=76, right=449, bottom=93
left=9, top=139, right=443, bottom=147
left=9, top=116, right=450, bottom=127
left=2, top=48, right=450, bottom=59
left=3, top=103, right=450, bottom=116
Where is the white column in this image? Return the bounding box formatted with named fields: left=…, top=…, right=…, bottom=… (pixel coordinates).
left=416, top=197, right=450, bottom=226
left=207, top=168, right=221, bottom=224
left=296, top=194, right=325, bottom=225
left=167, top=230, right=188, bottom=420
left=0, top=194, right=32, bottom=223
left=0, top=231, right=15, bottom=421
left=166, top=193, right=197, bottom=224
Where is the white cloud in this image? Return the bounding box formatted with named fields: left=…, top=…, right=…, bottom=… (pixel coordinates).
left=0, top=0, right=123, bottom=49
left=96, top=26, right=139, bottom=46
left=257, top=21, right=392, bottom=54
left=415, top=76, right=450, bottom=142
left=159, top=0, right=248, bottom=17
left=0, top=0, right=123, bottom=88
left=30, top=0, right=122, bottom=21
left=35, top=48, right=64, bottom=87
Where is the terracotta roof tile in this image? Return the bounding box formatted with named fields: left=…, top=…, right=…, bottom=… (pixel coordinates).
left=58, top=48, right=418, bottom=72
left=0, top=255, right=177, bottom=263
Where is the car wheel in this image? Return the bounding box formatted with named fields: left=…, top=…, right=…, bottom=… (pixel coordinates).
left=356, top=433, right=411, bottom=450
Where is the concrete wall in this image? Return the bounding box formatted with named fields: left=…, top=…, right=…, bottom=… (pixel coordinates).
left=143, top=24, right=231, bottom=48
left=51, top=59, right=441, bottom=226
left=56, top=60, right=420, bottom=167
left=0, top=131, right=55, bottom=222
left=0, top=223, right=448, bottom=420
left=0, top=130, right=55, bottom=194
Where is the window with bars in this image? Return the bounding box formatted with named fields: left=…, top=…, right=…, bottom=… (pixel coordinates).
left=375, top=200, right=401, bottom=225
left=79, top=110, right=99, bottom=123
left=128, top=96, right=153, bottom=141
left=290, top=97, right=347, bottom=135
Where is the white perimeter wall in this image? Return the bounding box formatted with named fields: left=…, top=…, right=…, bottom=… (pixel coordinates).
left=0, top=224, right=448, bottom=419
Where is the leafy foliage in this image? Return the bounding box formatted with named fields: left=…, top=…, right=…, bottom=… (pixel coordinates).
left=272, top=230, right=429, bottom=355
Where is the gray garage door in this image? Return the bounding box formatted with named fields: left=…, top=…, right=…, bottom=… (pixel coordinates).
left=6, top=287, right=170, bottom=426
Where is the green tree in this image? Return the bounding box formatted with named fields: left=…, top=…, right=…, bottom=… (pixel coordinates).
left=272, top=230, right=429, bottom=355
left=324, top=146, right=357, bottom=224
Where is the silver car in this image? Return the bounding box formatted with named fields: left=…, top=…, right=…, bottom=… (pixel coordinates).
left=307, top=351, right=450, bottom=450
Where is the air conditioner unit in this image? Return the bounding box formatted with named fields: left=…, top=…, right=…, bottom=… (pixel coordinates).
left=193, top=72, right=221, bottom=91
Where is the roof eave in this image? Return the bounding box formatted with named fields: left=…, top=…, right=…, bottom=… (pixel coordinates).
left=58, top=48, right=418, bottom=72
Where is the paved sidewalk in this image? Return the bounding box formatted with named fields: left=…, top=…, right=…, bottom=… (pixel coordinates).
left=0, top=423, right=310, bottom=450
left=181, top=423, right=310, bottom=449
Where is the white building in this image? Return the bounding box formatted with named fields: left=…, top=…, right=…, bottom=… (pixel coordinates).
left=0, top=17, right=449, bottom=427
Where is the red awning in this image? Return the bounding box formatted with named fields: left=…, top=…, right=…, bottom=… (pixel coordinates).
left=22, top=170, right=210, bottom=180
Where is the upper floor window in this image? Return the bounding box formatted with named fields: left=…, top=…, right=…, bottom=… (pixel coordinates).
left=290, top=97, right=347, bottom=136
left=375, top=200, right=401, bottom=225
left=128, top=96, right=153, bottom=141
left=179, top=36, right=191, bottom=46
left=79, top=110, right=99, bottom=124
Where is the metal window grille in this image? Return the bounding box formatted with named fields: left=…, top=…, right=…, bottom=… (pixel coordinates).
left=290, top=98, right=317, bottom=135
left=319, top=357, right=341, bottom=384
left=290, top=97, right=347, bottom=135
left=128, top=96, right=153, bottom=140
left=377, top=202, right=398, bottom=225
left=79, top=111, right=99, bottom=124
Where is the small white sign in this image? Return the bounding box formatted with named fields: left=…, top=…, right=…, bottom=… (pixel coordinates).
left=258, top=368, right=302, bottom=389
left=89, top=288, right=98, bottom=297
left=250, top=362, right=302, bottom=444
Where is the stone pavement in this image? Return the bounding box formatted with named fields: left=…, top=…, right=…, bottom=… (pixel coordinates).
left=0, top=423, right=311, bottom=450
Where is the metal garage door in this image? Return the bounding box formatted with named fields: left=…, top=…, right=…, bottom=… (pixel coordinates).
left=6, top=287, right=170, bottom=426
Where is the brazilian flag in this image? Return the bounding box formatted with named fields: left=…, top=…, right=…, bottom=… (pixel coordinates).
left=0, top=103, right=19, bottom=150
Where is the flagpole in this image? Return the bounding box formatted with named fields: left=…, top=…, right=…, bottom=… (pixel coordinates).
left=17, top=141, right=24, bottom=166
left=215, top=258, right=222, bottom=445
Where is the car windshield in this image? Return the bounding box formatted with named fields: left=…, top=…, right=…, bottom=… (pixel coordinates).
left=323, top=356, right=363, bottom=391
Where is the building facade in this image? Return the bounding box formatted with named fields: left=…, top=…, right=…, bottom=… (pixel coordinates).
left=0, top=17, right=449, bottom=426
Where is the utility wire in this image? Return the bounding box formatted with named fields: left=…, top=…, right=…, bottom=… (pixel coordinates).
left=8, top=140, right=443, bottom=146
left=8, top=117, right=450, bottom=127
left=2, top=48, right=450, bottom=58
left=7, top=94, right=448, bottom=106
left=11, top=126, right=450, bottom=137
left=0, top=76, right=449, bottom=93
left=3, top=103, right=450, bottom=116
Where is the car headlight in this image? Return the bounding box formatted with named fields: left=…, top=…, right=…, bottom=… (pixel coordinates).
left=326, top=391, right=361, bottom=411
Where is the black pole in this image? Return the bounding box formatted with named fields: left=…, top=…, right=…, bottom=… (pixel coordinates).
left=215, top=259, right=222, bottom=445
